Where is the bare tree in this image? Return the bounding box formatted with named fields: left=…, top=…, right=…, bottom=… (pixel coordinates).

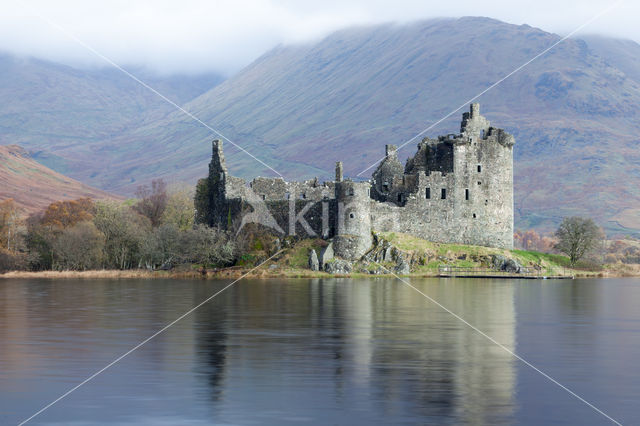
left=94, top=201, right=151, bottom=269
left=134, top=179, right=168, bottom=227
left=554, top=217, right=603, bottom=265
left=184, top=224, right=236, bottom=267
left=53, top=221, right=105, bottom=270
left=0, top=199, right=21, bottom=252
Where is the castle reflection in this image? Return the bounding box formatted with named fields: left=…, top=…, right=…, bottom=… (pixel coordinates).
left=194, top=278, right=516, bottom=423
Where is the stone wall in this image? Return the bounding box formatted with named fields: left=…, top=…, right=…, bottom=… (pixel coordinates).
left=195, top=103, right=515, bottom=261
left=369, top=103, right=514, bottom=249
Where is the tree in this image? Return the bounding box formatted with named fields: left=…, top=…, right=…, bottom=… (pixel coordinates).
left=24, top=198, right=96, bottom=270
left=94, top=201, right=151, bottom=269
left=161, top=184, right=195, bottom=231
left=0, top=199, right=20, bottom=252
left=184, top=224, right=236, bottom=267
left=554, top=217, right=603, bottom=265
left=140, top=223, right=182, bottom=269
left=41, top=198, right=95, bottom=229
left=514, top=229, right=556, bottom=253
left=134, top=179, right=168, bottom=227
left=194, top=178, right=210, bottom=225
left=52, top=221, right=105, bottom=270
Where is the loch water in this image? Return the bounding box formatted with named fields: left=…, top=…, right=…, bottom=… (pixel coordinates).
left=1, top=277, right=638, bottom=425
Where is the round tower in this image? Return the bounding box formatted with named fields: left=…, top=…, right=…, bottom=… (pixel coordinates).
left=333, top=180, right=372, bottom=260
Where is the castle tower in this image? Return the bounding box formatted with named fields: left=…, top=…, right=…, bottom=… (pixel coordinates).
left=333, top=180, right=372, bottom=260
left=370, top=144, right=404, bottom=202
left=335, top=161, right=343, bottom=182
left=195, top=139, right=231, bottom=228
left=454, top=104, right=514, bottom=249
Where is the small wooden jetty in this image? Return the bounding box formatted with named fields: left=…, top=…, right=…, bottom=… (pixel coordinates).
left=438, top=266, right=574, bottom=280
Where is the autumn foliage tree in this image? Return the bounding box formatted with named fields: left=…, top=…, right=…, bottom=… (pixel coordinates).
left=514, top=229, right=556, bottom=253
left=26, top=198, right=96, bottom=270
left=41, top=198, right=95, bottom=229
left=9, top=188, right=237, bottom=272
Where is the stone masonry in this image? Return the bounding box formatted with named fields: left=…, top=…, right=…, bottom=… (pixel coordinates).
left=195, top=104, right=515, bottom=260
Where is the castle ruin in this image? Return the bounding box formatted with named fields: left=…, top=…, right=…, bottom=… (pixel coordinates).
left=195, top=104, right=515, bottom=260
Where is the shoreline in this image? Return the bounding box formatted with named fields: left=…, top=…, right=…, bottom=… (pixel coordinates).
left=1, top=268, right=637, bottom=280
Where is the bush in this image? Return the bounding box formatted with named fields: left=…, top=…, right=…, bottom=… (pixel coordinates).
left=0, top=249, right=27, bottom=272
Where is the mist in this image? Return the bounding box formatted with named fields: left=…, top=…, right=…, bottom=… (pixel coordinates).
left=1, top=0, right=636, bottom=75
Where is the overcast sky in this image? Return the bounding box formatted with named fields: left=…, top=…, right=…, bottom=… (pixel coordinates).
left=1, top=0, right=635, bottom=75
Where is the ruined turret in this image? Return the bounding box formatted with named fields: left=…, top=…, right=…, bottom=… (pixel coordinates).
left=371, top=144, right=404, bottom=202
left=333, top=180, right=372, bottom=260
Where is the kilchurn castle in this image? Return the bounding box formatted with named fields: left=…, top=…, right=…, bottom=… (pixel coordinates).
left=195, top=104, right=515, bottom=260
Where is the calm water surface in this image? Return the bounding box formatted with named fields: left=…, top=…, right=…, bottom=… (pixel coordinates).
left=0, top=277, right=638, bottom=425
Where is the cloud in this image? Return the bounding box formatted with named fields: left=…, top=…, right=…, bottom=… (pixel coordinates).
left=0, top=0, right=636, bottom=75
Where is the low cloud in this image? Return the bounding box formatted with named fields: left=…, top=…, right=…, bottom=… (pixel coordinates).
left=1, top=0, right=637, bottom=75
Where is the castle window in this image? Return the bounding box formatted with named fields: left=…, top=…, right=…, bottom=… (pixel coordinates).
left=426, top=187, right=431, bottom=199
left=349, top=188, right=354, bottom=196
left=473, top=213, right=476, bottom=218
left=397, top=193, right=403, bottom=203
left=477, top=181, right=481, bottom=185
left=383, top=182, right=389, bottom=192
left=465, top=189, right=469, bottom=200
left=480, top=129, right=485, bottom=139
left=441, top=188, right=447, bottom=199
left=349, top=213, right=355, bottom=219
left=477, top=165, right=482, bottom=173
left=300, top=193, right=306, bottom=199
left=262, top=194, right=266, bottom=200
left=285, top=192, right=290, bottom=200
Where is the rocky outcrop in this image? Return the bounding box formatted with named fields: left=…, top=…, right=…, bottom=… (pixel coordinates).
left=361, top=234, right=414, bottom=274
left=394, top=258, right=410, bottom=275
left=324, top=259, right=353, bottom=274
left=319, top=242, right=334, bottom=269
left=491, top=254, right=524, bottom=273
left=309, top=249, right=319, bottom=271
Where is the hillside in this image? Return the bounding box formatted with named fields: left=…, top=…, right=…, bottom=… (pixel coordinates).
left=0, top=145, right=117, bottom=214
left=5, top=18, right=640, bottom=235
left=64, top=17, right=639, bottom=235
left=0, top=52, right=223, bottom=179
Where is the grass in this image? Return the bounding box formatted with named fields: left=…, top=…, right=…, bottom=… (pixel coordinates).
left=378, top=231, right=583, bottom=277
left=282, top=238, right=327, bottom=269
left=511, top=249, right=569, bottom=266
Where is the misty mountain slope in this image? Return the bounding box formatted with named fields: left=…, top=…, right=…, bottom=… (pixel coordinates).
left=93, top=17, right=640, bottom=233
left=0, top=52, right=223, bottom=175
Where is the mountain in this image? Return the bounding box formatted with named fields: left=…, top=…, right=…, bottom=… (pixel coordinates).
left=5, top=18, right=640, bottom=234
left=0, top=145, right=118, bottom=214
left=0, top=52, right=223, bottom=179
